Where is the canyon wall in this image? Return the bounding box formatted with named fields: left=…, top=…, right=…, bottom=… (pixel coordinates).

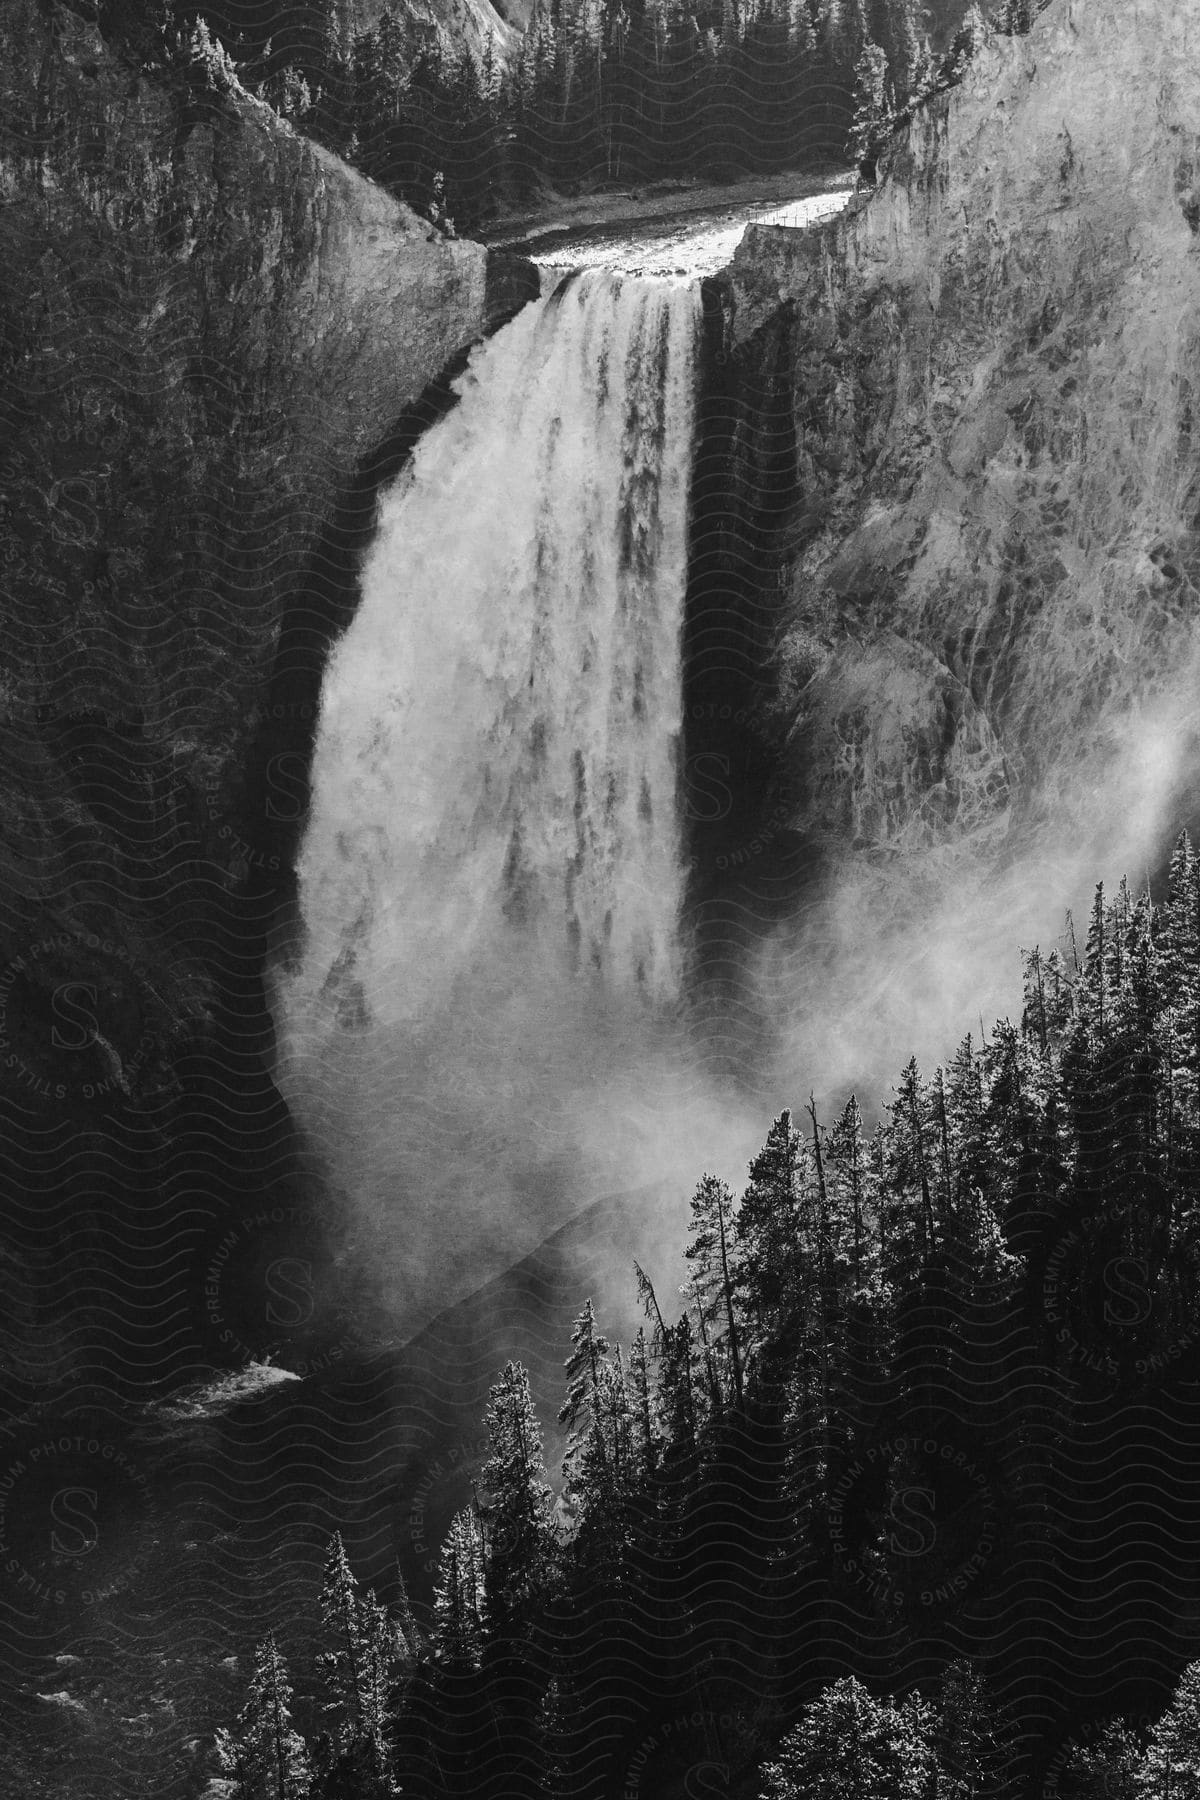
left=0, top=0, right=519, bottom=1401
left=700, top=0, right=1200, bottom=1088
left=0, top=10, right=538, bottom=1781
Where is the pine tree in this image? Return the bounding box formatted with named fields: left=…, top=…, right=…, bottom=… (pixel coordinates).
left=827, top=1094, right=878, bottom=1295
left=392, top=1562, right=422, bottom=1660
left=897, top=1691, right=939, bottom=1797
left=735, top=1110, right=810, bottom=1339
left=788, top=0, right=817, bottom=52
left=314, top=1538, right=400, bottom=1797
left=1082, top=883, right=1110, bottom=1038
left=845, top=0, right=869, bottom=53
left=848, top=39, right=890, bottom=183
left=881, top=1058, right=938, bottom=1282
left=214, top=1634, right=312, bottom=1800
left=563, top=1351, right=636, bottom=1580
left=358, top=1588, right=403, bottom=1791
left=309, top=0, right=354, bottom=154
left=657, top=1310, right=699, bottom=1463
left=350, top=25, right=387, bottom=166
left=684, top=1173, right=745, bottom=1410
left=941, top=1, right=986, bottom=85
left=1162, top=833, right=1200, bottom=1164
left=558, top=1299, right=612, bottom=1502
left=1022, top=947, right=1053, bottom=1056
left=432, top=1507, right=486, bottom=1668
left=627, top=1324, right=658, bottom=1478
left=992, top=0, right=1037, bottom=35
left=185, top=16, right=242, bottom=93
left=262, top=60, right=313, bottom=121
left=1063, top=883, right=1133, bottom=1202
left=214, top=1724, right=256, bottom=1800
left=596, top=1351, right=634, bottom=1496
left=935, top=1659, right=1016, bottom=1800
left=318, top=1534, right=368, bottom=1739
left=691, top=1256, right=724, bottom=1417
left=535, top=1669, right=579, bottom=1796
left=760, top=1675, right=936, bottom=1800
left=634, top=1260, right=668, bottom=1352
left=942, top=1037, right=986, bottom=1212
left=1137, top=1660, right=1200, bottom=1800
left=1162, top=834, right=1197, bottom=985
left=817, top=0, right=847, bottom=56
left=1116, top=893, right=1167, bottom=1164
left=780, top=1359, right=826, bottom=1534
left=479, top=1361, right=559, bottom=1646
left=1063, top=1722, right=1143, bottom=1800
left=889, top=0, right=936, bottom=106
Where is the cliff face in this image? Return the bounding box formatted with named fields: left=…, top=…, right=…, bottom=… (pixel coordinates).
left=0, top=0, right=514, bottom=1399
left=703, top=0, right=1200, bottom=1081
left=349, top=0, right=520, bottom=62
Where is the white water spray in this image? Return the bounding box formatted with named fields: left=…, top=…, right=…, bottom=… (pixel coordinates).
left=274, top=270, right=708, bottom=1320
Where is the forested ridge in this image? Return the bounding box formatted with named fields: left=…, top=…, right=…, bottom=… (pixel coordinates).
left=85, top=0, right=1047, bottom=231
left=206, top=836, right=1200, bottom=1797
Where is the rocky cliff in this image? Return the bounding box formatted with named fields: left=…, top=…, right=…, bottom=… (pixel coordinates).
left=0, top=6, right=540, bottom=1780
left=5, top=0, right=1199, bottom=1780
left=0, top=0, right=527, bottom=1401
left=699, top=0, right=1200, bottom=1087
left=347, top=0, right=520, bottom=63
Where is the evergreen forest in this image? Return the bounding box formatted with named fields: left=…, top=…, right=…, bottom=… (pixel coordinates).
left=86, top=0, right=1050, bottom=232
left=206, top=842, right=1200, bottom=1796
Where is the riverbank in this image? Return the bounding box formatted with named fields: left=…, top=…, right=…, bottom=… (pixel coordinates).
left=479, top=165, right=854, bottom=253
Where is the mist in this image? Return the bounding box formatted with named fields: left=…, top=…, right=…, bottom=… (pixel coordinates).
left=754, top=654, right=1200, bottom=1123
left=270, top=269, right=747, bottom=1343
left=270, top=237, right=1200, bottom=1358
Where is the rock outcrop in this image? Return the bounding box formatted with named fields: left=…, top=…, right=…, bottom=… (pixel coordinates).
left=349, top=0, right=521, bottom=60
left=0, top=0, right=513, bottom=1402
left=0, top=7, right=537, bottom=1780
left=699, top=0, right=1200, bottom=1083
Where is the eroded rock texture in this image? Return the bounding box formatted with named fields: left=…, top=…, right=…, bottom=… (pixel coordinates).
left=699, top=0, right=1200, bottom=1083
left=0, top=0, right=500, bottom=1392
left=0, top=7, right=527, bottom=1780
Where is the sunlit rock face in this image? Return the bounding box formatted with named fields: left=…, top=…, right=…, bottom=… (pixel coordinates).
left=702, top=0, right=1200, bottom=1093
left=783, top=634, right=1011, bottom=857
left=0, top=0, right=502, bottom=1392
left=1, top=0, right=488, bottom=831
left=348, top=0, right=520, bottom=61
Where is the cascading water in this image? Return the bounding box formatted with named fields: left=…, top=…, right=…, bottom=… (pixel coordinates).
left=274, top=269, right=706, bottom=1319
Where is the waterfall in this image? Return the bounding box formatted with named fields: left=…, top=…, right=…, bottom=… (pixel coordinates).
left=274, top=270, right=703, bottom=1316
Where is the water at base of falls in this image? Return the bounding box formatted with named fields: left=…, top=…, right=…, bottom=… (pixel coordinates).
left=273, top=270, right=710, bottom=1324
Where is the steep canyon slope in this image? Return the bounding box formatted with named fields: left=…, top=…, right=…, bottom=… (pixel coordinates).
left=4, top=0, right=1200, bottom=1785
left=0, top=10, right=538, bottom=1781
left=701, top=0, right=1200, bottom=1092
left=0, top=0, right=518, bottom=1399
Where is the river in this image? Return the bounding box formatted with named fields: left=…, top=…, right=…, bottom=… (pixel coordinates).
left=484, top=172, right=855, bottom=277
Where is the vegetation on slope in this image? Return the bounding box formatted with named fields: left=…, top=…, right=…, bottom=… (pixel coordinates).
left=207, top=836, right=1200, bottom=1796
left=78, top=0, right=1047, bottom=231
